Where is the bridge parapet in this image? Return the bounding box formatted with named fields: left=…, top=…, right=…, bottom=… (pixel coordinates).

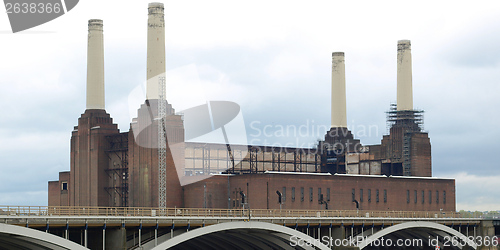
left=1, top=205, right=463, bottom=219
left=1, top=206, right=491, bottom=250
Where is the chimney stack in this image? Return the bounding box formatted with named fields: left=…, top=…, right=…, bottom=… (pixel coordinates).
left=331, top=52, right=347, bottom=128
left=397, top=40, right=413, bottom=111
left=146, top=2, right=165, bottom=100
left=86, top=19, right=105, bottom=110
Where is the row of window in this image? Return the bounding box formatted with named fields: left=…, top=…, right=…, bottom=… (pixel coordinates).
left=406, top=190, right=446, bottom=204
left=281, top=187, right=388, bottom=203
left=279, top=187, right=331, bottom=203
left=231, top=187, right=447, bottom=207
left=352, top=188, right=387, bottom=203
left=279, top=187, right=446, bottom=205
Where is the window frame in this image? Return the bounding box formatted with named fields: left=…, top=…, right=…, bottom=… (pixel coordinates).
left=61, top=182, right=68, bottom=191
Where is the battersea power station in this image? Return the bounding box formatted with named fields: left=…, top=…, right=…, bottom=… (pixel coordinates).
left=49, top=2, right=455, bottom=212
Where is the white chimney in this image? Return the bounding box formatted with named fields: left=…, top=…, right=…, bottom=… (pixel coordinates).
left=86, top=19, right=105, bottom=110
left=397, top=40, right=413, bottom=111
left=146, top=2, right=165, bottom=100
left=331, top=52, right=347, bottom=128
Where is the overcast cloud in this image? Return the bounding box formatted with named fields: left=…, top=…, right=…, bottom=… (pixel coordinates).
left=0, top=0, right=499, bottom=211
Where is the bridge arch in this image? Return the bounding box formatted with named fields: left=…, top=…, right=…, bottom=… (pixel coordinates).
left=0, top=223, right=89, bottom=250
left=357, top=221, right=477, bottom=249
left=152, top=221, right=330, bottom=250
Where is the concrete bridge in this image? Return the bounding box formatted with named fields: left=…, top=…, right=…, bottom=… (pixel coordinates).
left=1, top=206, right=498, bottom=249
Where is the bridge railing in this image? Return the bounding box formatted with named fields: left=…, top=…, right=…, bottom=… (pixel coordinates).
left=0, top=205, right=462, bottom=219
left=248, top=209, right=462, bottom=219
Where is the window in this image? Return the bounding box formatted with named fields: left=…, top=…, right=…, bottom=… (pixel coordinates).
left=368, top=189, right=371, bottom=202
left=327, top=188, right=330, bottom=201
left=407, top=190, right=410, bottom=203
left=360, top=189, right=363, bottom=202
left=61, top=182, right=68, bottom=191
left=291, top=187, right=295, bottom=202
left=318, top=188, right=322, bottom=201
left=238, top=188, right=242, bottom=207
left=301, top=187, right=304, bottom=202
left=414, top=190, right=417, bottom=204
left=309, top=188, right=313, bottom=202
left=443, top=191, right=446, bottom=204
left=376, top=189, right=379, bottom=202
left=383, top=189, right=387, bottom=203
left=352, top=189, right=355, bottom=202
left=429, top=190, right=432, bottom=204
left=436, top=190, right=439, bottom=204
left=282, top=187, right=286, bottom=202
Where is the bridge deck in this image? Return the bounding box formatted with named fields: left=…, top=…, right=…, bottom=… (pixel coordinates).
left=1, top=205, right=481, bottom=228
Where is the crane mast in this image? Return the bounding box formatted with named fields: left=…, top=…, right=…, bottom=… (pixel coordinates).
left=158, top=76, right=167, bottom=208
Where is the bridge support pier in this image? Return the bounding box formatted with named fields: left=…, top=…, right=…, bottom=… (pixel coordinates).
left=331, top=224, right=345, bottom=242
left=480, top=220, right=496, bottom=248
left=139, top=222, right=142, bottom=248
left=106, top=227, right=127, bottom=250
left=102, top=228, right=105, bottom=250
left=84, top=224, right=88, bottom=248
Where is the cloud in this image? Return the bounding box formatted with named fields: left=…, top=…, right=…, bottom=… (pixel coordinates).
left=443, top=172, right=500, bottom=211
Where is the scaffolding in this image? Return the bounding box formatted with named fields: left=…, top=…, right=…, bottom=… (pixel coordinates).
left=104, top=133, right=129, bottom=207
left=386, top=103, right=425, bottom=176
left=386, top=103, right=424, bottom=133
left=158, top=77, right=167, bottom=208
left=184, top=143, right=320, bottom=175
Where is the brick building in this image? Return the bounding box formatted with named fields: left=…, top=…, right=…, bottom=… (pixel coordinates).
left=48, top=3, right=455, bottom=212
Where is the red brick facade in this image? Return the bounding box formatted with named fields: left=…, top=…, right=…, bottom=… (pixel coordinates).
left=48, top=171, right=70, bottom=206
left=69, top=109, right=119, bottom=207
left=128, top=100, right=184, bottom=208
left=182, top=173, right=456, bottom=211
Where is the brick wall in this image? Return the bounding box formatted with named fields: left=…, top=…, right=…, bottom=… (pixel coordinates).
left=184, top=173, right=456, bottom=211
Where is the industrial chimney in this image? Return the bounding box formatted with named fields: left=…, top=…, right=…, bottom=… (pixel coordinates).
left=86, top=19, right=105, bottom=110
left=397, top=40, right=413, bottom=111
left=146, top=2, right=165, bottom=100
left=331, top=52, right=347, bottom=128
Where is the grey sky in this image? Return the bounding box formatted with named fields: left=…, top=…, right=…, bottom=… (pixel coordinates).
left=0, top=0, right=499, bottom=210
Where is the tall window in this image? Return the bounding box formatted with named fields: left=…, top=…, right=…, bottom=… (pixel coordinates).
left=326, top=188, right=330, bottom=202
left=309, top=188, right=313, bottom=202
left=429, top=190, right=432, bottom=204
left=422, top=190, right=425, bottom=204
left=238, top=188, right=242, bottom=207
left=376, top=189, right=379, bottom=202
left=436, top=190, right=439, bottom=204
left=61, top=182, right=68, bottom=191
left=368, top=189, right=371, bottom=202
left=318, top=188, right=322, bottom=201
left=407, top=190, right=410, bottom=203
left=291, top=187, right=295, bottom=202
left=383, top=189, right=387, bottom=203
left=443, top=191, right=446, bottom=204
left=414, top=190, right=417, bottom=204
left=352, top=188, right=355, bottom=202
left=360, top=189, right=364, bottom=202
left=282, top=187, right=286, bottom=202
left=300, top=187, right=304, bottom=202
